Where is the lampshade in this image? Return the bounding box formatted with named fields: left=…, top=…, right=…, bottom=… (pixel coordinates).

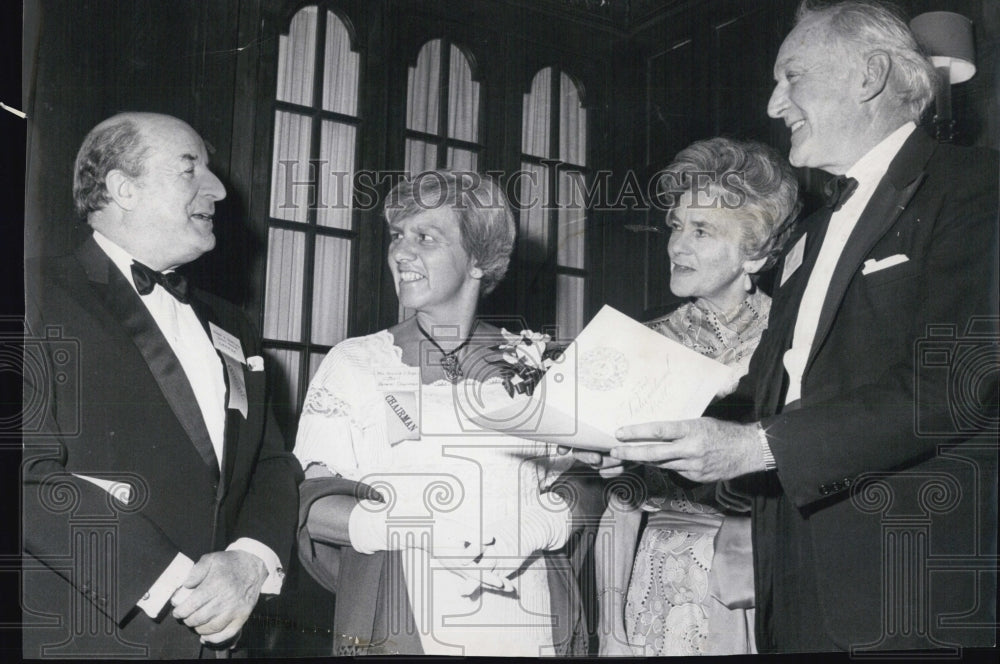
left=910, top=11, right=976, bottom=84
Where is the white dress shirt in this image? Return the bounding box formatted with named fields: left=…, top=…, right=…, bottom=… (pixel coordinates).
left=93, top=231, right=227, bottom=464
left=91, top=232, right=284, bottom=614
left=783, top=122, right=916, bottom=405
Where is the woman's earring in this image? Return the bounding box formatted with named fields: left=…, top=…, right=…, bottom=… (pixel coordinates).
left=742, top=272, right=754, bottom=292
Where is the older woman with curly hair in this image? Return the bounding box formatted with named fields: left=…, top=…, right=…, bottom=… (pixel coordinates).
left=594, top=137, right=800, bottom=656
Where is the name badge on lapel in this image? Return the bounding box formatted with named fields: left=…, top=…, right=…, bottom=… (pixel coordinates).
left=375, top=366, right=421, bottom=444
left=780, top=233, right=807, bottom=287
left=209, top=322, right=249, bottom=418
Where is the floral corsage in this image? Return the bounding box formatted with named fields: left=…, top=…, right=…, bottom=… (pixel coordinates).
left=488, top=329, right=565, bottom=398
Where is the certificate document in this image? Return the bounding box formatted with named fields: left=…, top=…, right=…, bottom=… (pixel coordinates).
left=470, top=305, right=734, bottom=451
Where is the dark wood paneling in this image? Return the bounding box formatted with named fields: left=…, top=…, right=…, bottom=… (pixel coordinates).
left=25, top=0, right=244, bottom=279
left=626, top=0, right=803, bottom=318
left=712, top=5, right=782, bottom=140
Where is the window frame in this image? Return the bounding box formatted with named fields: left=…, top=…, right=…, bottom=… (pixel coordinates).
left=403, top=37, right=487, bottom=173
left=255, top=2, right=369, bottom=436
left=515, top=64, right=594, bottom=338
left=242, top=1, right=608, bottom=438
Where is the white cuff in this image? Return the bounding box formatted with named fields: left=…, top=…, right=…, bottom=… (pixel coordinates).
left=136, top=552, right=195, bottom=618
left=757, top=423, right=777, bottom=471
left=227, top=538, right=285, bottom=595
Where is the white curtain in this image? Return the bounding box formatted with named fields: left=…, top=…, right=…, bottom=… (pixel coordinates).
left=522, top=68, right=551, bottom=158
left=263, top=228, right=306, bottom=342
left=518, top=161, right=549, bottom=265
left=269, top=111, right=313, bottom=223
left=308, top=352, right=328, bottom=384
left=520, top=68, right=554, bottom=271
left=322, top=10, right=359, bottom=115
left=405, top=139, right=437, bottom=175
left=447, top=147, right=477, bottom=172
left=556, top=274, right=584, bottom=339
left=557, top=170, right=585, bottom=269
left=559, top=72, right=587, bottom=166
left=407, top=40, right=440, bottom=134
left=264, top=348, right=301, bottom=424
left=311, top=235, right=352, bottom=347
left=447, top=44, right=479, bottom=142
left=276, top=6, right=317, bottom=106
left=317, top=120, right=356, bottom=229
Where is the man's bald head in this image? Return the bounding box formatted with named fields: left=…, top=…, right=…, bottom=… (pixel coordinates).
left=73, top=113, right=226, bottom=270
left=73, top=112, right=197, bottom=220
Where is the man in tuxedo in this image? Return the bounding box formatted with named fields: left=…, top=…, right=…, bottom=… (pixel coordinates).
left=610, top=0, right=997, bottom=653
left=23, top=112, right=302, bottom=658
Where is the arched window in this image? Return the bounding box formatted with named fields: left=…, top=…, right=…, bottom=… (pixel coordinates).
left=398, top=38, right=482, bottom=320
left=404, top=39, right=482, bottom=174
left=261, top=5, right=362, bottom=428
left=520, top=67, right=588, bottom=337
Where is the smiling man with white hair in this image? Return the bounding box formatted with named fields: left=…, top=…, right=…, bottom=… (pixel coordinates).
left=608, top=0, right=998, bottom=652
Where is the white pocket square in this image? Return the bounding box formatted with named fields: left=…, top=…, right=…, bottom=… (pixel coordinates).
left=862, top=254, right=908, bottom=275
left=247, top=355, right=265, bottom=372
left=72, top=473, right=133, bottom=504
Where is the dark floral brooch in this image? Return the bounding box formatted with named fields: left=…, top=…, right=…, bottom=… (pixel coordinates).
left=488, top=329, right=565, bottom=398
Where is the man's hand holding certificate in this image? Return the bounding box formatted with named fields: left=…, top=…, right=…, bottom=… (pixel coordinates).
left=473, top=306, right=739, bottom=456
left=612, top=419, right=767, bottom=483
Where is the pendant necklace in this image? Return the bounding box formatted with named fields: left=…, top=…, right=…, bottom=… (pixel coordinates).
left=416, top=321, right=472, bottom=383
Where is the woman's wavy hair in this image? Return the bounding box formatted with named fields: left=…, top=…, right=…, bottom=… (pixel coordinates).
left=384, top=170, right=516, bottom=296
left=658, top=137, right=802, bottom=273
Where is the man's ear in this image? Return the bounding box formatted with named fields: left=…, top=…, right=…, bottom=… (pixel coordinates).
left=743, top=256, right=768, bottom=275
left=859, top=51, right=891, bottom=103
left=104, top=169, right=139, bottom=211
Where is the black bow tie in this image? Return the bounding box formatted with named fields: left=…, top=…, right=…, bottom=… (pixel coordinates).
left=823, top=175, right=859, bottom=212
left=131, top=261, right=190, bottom=303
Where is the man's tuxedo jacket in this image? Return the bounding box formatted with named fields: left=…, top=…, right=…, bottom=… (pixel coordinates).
left=745, top=129, right=998, bottom=651
left=22, top=236, right=302, bottom=658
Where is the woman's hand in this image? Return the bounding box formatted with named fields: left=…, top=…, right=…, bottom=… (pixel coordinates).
left=347, top=501, right=508, bottom=595
left=474, top=493, right=571, bottom=590
left=304, top=462, right=335, bottom=479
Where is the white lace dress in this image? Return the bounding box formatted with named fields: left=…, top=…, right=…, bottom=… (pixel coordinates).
left=624, top=291, right=770, bottom=656
left=293, top=331, right=574, bottom=656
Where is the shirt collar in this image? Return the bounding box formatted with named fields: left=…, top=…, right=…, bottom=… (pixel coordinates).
left=91, top=231, right=177, bottom=295
left=845, top=121, right=916, bottom=188
left=92, top=230, right=144, bottom=294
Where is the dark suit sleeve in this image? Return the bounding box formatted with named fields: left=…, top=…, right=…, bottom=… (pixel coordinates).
left=762, top=150, right=999, bottom=508
left=22, top=291, right=182, bottom=625
left=226, top=309, right=303, bottom=569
